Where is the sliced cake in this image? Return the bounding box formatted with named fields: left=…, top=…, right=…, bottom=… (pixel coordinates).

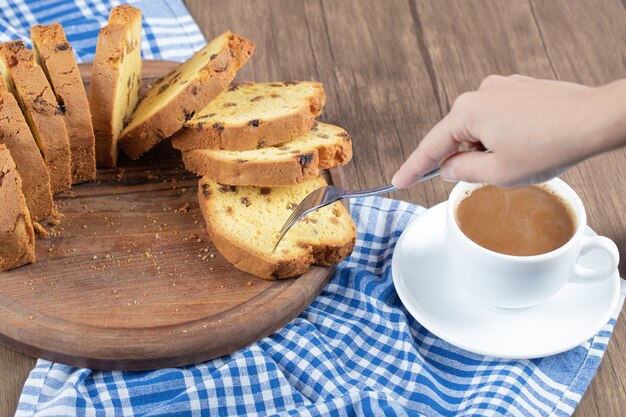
left=171, top=81, right=325, bottom=152
left=32, top=23, right=97, bottom=183
left=89, top=4, right=142, bottom=167
left=0, top=40, right=72, bottom=194
left=0, top=144, right=35, bottom=271
left=119, top=31, right=255, bottom=160
left=0, top=77, right=53, bottom=221
left=183, top=122, right=352, bottom=186
left=198, top=176, right=356, bottom=279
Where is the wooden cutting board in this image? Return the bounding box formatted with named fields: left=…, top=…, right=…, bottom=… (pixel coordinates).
left=0, top=61, right=345, bottom=370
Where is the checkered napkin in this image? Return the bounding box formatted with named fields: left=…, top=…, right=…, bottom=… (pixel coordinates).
left=16, top=196, right=625, bottom=416
left=5, top=1, right=625, bottom=415
left=0, top=0, right=206, bottom=62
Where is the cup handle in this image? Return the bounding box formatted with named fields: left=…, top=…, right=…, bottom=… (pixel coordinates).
left=570, top=235, right=620, bottom=283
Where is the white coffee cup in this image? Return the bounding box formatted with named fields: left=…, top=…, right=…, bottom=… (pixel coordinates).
left=446, top=178, right=620, bottom=309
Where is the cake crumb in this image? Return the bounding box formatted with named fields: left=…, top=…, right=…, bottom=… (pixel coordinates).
left=177, top=202, right=191, bottom=213
left=246, top=281, right=252, bottom=286
left=47, top=217, right=62, bottom=227
left=33, top=222, right=49, bottom=237
left=28, top=315, right=34, bottom=320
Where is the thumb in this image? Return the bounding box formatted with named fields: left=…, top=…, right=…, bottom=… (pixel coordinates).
left=441, top=151, right=500, bottom=184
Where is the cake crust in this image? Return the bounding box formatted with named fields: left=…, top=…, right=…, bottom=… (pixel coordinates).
left=31, top=23, right=97, bottom=183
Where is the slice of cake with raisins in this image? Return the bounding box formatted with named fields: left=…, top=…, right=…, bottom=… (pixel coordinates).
left=89, top=5, right=142, bottom=167
left=198, top=176, right=356, bottom=279
left=0, top=144, right=35, bottom=271
left=182, top=122, right=352, bottom=186
left=31, top=23, right=96, bottom=183
left=0, top=77, right=53, bottom=221
left=0, top=40, right=72, bottom=194
left=171, top=81, right=325, bottom=152
left=118, top=31, right=255, bottom=160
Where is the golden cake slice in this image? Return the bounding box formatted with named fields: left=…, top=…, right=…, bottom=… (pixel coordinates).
left=0, top=144, right=35, bottom=271
left=171, top=81, right=325, bottom=152
left=119, top=31, right=255, bottom=160
left=0, top=40, right=72, bottom=194
left=182, top=122, right=352, bottom=186
left=89, top=4, right=142, bottom=167
left=198, top=176, right=356, bottom=279
left=0, top=77, right=53, bottom=221
left=32, top=23, right=97, bottom=183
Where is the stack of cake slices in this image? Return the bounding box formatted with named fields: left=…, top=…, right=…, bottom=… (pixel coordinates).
left=0, top=4, right=357, bottom=278
left=106, top=13, right=356, bottom=279
left=0, top=17, right=98, bottom=268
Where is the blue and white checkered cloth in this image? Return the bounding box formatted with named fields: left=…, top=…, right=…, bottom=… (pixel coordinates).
left=0, top=0, right=206, bottom=62
left=5, top=1, right=626, bottom=415
left=16, top=197, right=626, bottom=416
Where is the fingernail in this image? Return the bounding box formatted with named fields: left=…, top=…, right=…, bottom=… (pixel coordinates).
left=391, top=172, right=402, bottom=188
left=440, top=165, right=459, bottom=182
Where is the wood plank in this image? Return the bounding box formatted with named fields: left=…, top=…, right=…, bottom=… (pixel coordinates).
left=528, top=2, right=626, bottom=416
left=185, top=0, right=444, bottom=206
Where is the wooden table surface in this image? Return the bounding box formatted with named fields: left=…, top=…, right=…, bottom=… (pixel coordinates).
left=2, top=1, right=625, bottom=415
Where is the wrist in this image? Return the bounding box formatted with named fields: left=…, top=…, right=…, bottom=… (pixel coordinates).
left=587, top=79, right=626, bottom=154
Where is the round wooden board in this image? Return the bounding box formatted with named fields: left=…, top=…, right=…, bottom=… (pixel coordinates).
left=0, top=61, right=346, bottom=370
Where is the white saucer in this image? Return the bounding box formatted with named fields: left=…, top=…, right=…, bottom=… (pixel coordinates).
left=392, top=202, right=622, bottom=359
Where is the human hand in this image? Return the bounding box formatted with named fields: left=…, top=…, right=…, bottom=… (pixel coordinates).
left=392, top=75, right=625, bottom=188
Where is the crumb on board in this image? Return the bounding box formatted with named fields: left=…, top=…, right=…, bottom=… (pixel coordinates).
left=33, top=222, right=49, bottom=237
left=177, top=202, right=190, bottom=213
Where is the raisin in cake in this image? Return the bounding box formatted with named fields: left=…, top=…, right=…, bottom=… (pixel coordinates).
left=183, top=122, right=352, bottom=186
left=0, top=77, right=53, bottom=221
left=119, top=31, right=255, bottom=160
left=198, top=176, right=356, bottom=279
left=0, top=40, right=72, bottom=194
left=0, top=144, right=35, bottom=270
left=172, top=81, right=325, bottom=152
left=32, top=23, right=97, bottom=183
left=89, top=5, right=142, bottom=167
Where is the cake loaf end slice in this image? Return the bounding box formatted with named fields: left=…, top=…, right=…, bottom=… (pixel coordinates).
left=0, top=144, right=35, bottom=270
